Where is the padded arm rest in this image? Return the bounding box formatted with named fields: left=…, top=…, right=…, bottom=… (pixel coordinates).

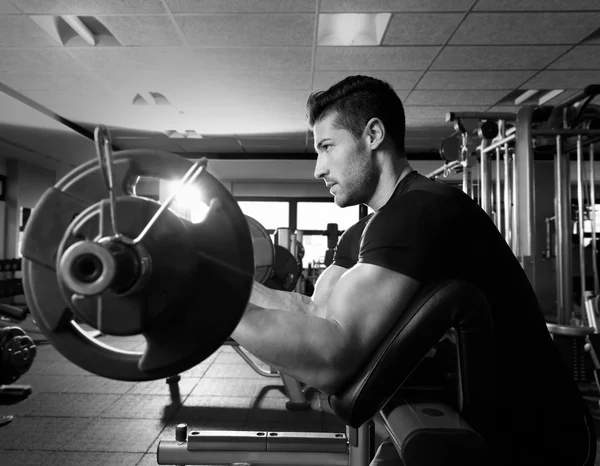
left=329, top=280, right=495, bottom=429
left=380, top=394, right=488, bottom=466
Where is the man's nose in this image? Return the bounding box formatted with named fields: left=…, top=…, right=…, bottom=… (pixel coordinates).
left=313, top=153, right=327, bottom=180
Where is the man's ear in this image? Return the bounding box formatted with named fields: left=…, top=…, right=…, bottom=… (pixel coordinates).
left=364, top=117, right=385, bottom=150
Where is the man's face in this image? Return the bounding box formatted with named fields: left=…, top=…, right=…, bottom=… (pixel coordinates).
left=313, top=113, right=377, bottom=207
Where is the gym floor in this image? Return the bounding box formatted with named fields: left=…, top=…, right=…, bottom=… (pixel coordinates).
left=0, top=326, right=346, bottom=466
left=2, top=324, right=600, bottom=466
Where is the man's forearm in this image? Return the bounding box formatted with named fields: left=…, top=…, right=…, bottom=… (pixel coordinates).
left=231, top=305, right=349, bottom=394
left=250, top=281, right=317, bottom=314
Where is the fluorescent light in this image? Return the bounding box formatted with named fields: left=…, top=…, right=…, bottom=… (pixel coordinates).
left=164, top=129, right=203, bottom=139
left=62, top=15, right=96, bottom=46
left=318, top=13, right=392, bottom=46
left=185, top=130, right=203, bottom=139
left=29, top=16, right=63, bottom=45
left=538, top=89, right=565, bottom=105
left=514, top=89, right=538, bottom=106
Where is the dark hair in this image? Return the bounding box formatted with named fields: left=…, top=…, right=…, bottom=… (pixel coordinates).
left=306, top=75, right=406, bottom=153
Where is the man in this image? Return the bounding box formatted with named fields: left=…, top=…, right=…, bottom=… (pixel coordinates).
left=231, top=75, right=595, bottom=465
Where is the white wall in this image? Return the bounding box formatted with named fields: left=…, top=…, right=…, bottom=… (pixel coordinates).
left=0, top=156, right=57, bottom=259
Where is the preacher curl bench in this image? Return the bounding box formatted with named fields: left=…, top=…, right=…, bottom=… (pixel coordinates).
left=157, top=280, right=494, bottom=466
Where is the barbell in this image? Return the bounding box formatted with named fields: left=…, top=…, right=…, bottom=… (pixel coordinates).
left=21, top=127, right=258, bottom=382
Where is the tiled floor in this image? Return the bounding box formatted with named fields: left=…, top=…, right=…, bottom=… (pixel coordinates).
left=3, top=329, right=600, bottom=465
left=0, top=332, right=346, bottom=465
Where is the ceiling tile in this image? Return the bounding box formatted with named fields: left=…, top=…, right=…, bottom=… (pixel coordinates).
left=96, top=70, right=312, bottom=92
left=68, top=48, right=192, bottom=71
left=98, top=16, right=182, bottom=46
left=18, top=89, right=122, bottom=108
left=0, top=0, right=21, bottom=13
left=175, top=137, right=244, bottom=153
left=167, top=90, right=309, bottom=113
left=114, top=137, right=186, bottom=152
left=315, top=46, right=440, bottom=70
left=312, top=71, right=422, bottom=90
left=474, top=0, right=600, bottom=11
left=166, top=0, right=315, bottom=13
left=405, top=106, right=491, bottom=120
left=416, top=71, right=536, bottom=90
left=190, top=47, right=313, bottom=72
left=237, top=132, right=307, bottom=140
left=406, top=90, right=507, bottom=105
left=0, top=15, right=60, bottom=46
left=0, top=49, right=88, bottom=74
left=48, top=104, right=185, bottom=129
left=548, top=46, right=600, bottom=70
left=10, top=0, right=166, bottom=14
left=431, top=45, right=569, bottom=70
left=395, top=90, right=411, bottom=101
left=176, top=14, right=314, bottom=47
left=383, top=14, right=463, bottom=45
left=450, top=13, right=600, bottom=45
left=0, top=71, right=109, bottom=91
left=520, top=70, right=600, bottom=90
left=321, top=0, right=474, bottom=12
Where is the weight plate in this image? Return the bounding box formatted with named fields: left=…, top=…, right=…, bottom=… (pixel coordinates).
left=21, top=149, right=254, bottom=381
left=246, top=215, right=275, bottom=284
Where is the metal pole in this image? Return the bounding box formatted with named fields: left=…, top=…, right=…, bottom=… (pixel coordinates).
left=479, top=139, right=492, bottom=216
left=555, top=135, right=573, bottom=325
left=496, top=147, right=503, bottom=234
left=480, top=140, right=492, bottom=216
left=511, top=154, right=518, bottom=255
left=514, top=107, right=536, bottom=282
left=480, top=133, right=517, bottom=154
left=577, top=135, right=586, bottom=324
left=461, top=134, right=470, bottom=196
left=590, top=143, right=599, bottom=295
left=504, top=148, right=512, bottom=247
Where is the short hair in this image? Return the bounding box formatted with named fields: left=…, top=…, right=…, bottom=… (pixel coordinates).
left=306, top=75, right=406, bottom=153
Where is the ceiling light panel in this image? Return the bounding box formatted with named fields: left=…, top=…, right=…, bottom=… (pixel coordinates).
left=318, top=13, right=391, bottom=46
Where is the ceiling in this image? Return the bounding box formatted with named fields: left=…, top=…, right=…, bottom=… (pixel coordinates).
left=0, top=0, right=600, bottom=172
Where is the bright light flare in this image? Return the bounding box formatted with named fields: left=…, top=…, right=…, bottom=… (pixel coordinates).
left=164, top=181, right=210, bottom=224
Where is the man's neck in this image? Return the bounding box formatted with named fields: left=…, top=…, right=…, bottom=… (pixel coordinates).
left=368, top=158, right=413, bottom=211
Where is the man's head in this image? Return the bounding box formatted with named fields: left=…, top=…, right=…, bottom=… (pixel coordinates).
left=307, top=75, right=406, bottom=207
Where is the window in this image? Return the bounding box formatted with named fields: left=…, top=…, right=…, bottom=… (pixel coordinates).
left=301, top=234, right=329, bottom=267
left=573, top=204, right=600, bottom=246
left=297, top=202, right=359, bottom=231
left=238, top=201, right=289, bottom=231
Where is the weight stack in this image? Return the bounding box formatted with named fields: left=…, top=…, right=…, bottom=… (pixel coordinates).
left=548, top=328, right=595, bottom=384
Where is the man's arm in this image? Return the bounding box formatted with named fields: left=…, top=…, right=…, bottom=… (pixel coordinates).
left=248, top=264, right=348, bottom=316
left=231, top=263, right=420, bottom=395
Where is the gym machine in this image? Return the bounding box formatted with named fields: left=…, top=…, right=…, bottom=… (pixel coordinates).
left=432, top=85, right=600, bottom=393
left=16, top=125, right=519, bottom=465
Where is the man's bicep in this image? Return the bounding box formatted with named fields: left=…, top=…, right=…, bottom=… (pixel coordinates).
left=312, top=265, right=347, bottom=316
left=327, top=263, right=421, bottom=361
